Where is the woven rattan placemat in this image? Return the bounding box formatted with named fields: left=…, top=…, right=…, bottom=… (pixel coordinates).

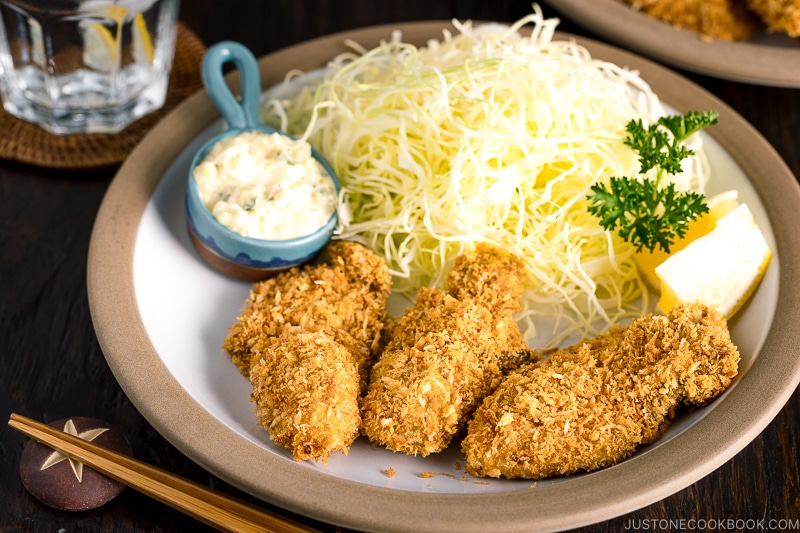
left=0, top=22, right=206, bottom=170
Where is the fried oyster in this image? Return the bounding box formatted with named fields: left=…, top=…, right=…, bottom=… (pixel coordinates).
left=361, top=244, right=537, bottom=456
left=249, top=330, right=362, bottom=463
left=223, top=241, right=392, bottom=463
left=462, top=303, right=740, bottom=479
left=223, top=240, right=392, bottom=389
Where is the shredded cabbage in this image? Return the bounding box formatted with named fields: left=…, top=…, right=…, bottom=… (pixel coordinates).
left=261, top=5, right=710, bottom=347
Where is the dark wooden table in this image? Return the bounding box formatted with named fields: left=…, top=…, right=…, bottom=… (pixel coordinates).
left=2, top=1, right=798, bottom=532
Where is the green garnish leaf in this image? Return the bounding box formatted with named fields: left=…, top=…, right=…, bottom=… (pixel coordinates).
left=657, top=110, right=720, bottom=143
left=586, top=110, right=718, bottom=253
left=624, top=110, right=719, bottom=175
left=587, top=177, right=708, bottom=253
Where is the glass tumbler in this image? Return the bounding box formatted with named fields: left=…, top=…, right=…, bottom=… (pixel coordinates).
left=0, top=0, right=179, bottom=135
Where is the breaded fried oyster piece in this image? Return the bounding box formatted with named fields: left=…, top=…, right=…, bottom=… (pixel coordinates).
left=223, top=241, right=392, bottom=463
left=445, top=241, right=528, bottom=315
left=462, top=303, right=739, bottom=479
left=223, top=240, right=392, bottom=390
left=361, top=244, right=536, bottom=456
left=746, top=0, right=800, bottom=37
left=623, top=0, right=757, bottom=40
left=250, top=331, right=361, bottom=463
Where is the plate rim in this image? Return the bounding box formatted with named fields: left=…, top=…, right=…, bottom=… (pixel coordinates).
left=87, top=21, right=800, bottom=532
left=544, top=0, right=800, bottom=87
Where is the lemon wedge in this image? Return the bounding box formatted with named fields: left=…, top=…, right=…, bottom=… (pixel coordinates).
left=81, top=5, right=127, bottom=73
left=634, top=190, right=740, bottom=290
left=132, top=13, right=155, bottom=64
left=82, top=23, right=120, bottom=72
left=27, top=17, right=46, bottom=67
left=655, top=203, right=772, bottom=319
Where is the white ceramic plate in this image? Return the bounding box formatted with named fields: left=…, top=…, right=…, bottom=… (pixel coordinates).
left=88, top=22, right=800, bottom=532
left=544, top=0, right=800, bottom=86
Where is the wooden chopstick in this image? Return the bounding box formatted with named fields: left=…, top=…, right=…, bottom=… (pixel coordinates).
left=8, top=413, right=318, bottom=533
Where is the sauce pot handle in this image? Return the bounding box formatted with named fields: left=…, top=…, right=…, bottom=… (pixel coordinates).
left=201, top=41, right=264, bottom=131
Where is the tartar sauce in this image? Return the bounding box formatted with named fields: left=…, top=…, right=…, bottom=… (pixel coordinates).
left=193, top=130, right=336, bottom=240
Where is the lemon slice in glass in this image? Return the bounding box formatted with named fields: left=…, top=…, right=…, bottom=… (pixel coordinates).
left=132, top=13, right=154, bottom=64
left=655, top=203, right=772, bottom=319
left=81, top=5, right=127, bottom=73
left=27, top=17, right=46, bottom=67
left=82, top=23, right=120, bottom=72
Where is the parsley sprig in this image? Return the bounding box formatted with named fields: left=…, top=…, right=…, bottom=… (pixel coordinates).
left=586, top=110, right=719, bottom=253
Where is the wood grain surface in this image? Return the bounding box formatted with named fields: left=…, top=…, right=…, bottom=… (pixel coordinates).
left=1, top=1, right=798, bottom=531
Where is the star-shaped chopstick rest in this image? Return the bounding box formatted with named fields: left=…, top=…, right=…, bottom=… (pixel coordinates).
left=19, top=417, right=133, bottom=511
left=39, top=419, right=109, bottom=482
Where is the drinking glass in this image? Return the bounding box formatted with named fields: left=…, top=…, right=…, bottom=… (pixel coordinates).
left=0, top=0, right=179, bottom=134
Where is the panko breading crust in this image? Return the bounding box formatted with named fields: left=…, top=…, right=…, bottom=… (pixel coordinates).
left=462, top=303, right=740, bottom=479
left=361, top=244, right=537, bottom=456
left=250, top=331, right=361, bottom=463
left=223, top=241, right=392, bottom=463
left=623, top=0, right=757, bottom=40
left=223, top=240, right=392, bottom=390
left=746, top=0, right=800, bottom=36
left=445, top=241, right=527, bottom=314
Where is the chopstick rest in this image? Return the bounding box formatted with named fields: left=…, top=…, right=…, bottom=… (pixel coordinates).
left=18, top=416, right=132, bottom=511
left=9, top=413, right=317, bottom=533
